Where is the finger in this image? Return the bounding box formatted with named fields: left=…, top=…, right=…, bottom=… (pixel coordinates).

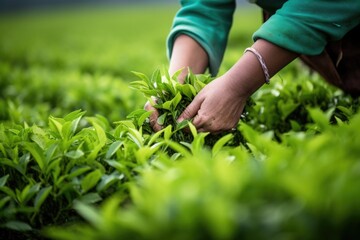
left=196, top=121, right=227, bottom=134
left=177, top=96, right=204, bottom=123
left=144, top=101, right=162, bottom=132
left=197, top=127, right=207, bottom=133
left=197, top=125, right=218, bottom=134
left=144, top=101, right=152, bottom=111
left=149, top=111, right=163, bottom=132
left=192, top=114, right=203, bottom=127
left=192, top=113, right=212, bottom=129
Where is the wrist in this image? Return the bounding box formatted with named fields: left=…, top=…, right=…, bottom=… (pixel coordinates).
left=169, top=34, right=209, bottom=83
left=222, top=54, right=266, bottom=99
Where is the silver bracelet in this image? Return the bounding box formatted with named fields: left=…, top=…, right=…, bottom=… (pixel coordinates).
left=244, top=47, right=270, bottom=84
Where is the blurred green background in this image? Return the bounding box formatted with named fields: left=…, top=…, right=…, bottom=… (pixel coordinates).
left=0, top=1, right=260, bottom=124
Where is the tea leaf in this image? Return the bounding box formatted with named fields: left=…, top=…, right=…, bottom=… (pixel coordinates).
left=127, top=128, right=144, bottom=148
left=172, top=92, right=182, bottom=109
left=0, top=174, right=9, bottom=187
left=4, top=221, right=32, bottom=232
left=34, top=186, right=52, bottom=210
left=76, top=192, right=102, bottom=204
left=65, top=149, right=84, bottom=159
left=165, top=140, right=191, bottom=158
left=131, top=71, right=150, bottom=82
left=73, top=201, right=102, bottom=227
left=49, top=116, right=64, bottom=139
left=164, top=125, right=172, bottom=141
left=67, top=166, right=92, bottom=180
left=212, top=134, right=234, bottom=156
left=106, top=141, right=123, bottom=159
left=189, top=122, right=197, bottom=137
left=23, top=142, right=46, bottom=170
left=0, top=196, right=11, bottom=208
left=175, top=120, right=190, bottom=131
left=147, top=128, right=166, bottom=146
left=0, top=186, right=16, bottom=199
left=81, top=169, right=103, bottom=193
left=92, top=121, right=107, bottom=146
left=96, top=172, right=124, bottom=192
left=138, top=111, right=152, bottom=127
left=20, top=183, right=41, bottom=204
left=191, top=133, right=209, bottom=154
left=157, top=113, right=167, bottom=126
left=308, top=108, right=334, bottom=131
left=0, top=142, right=6, bottom=157
left=63, top=109, right=86, bottom=121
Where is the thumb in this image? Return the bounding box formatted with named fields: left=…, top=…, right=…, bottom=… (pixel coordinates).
left=177, top=97, right=203, bottom=123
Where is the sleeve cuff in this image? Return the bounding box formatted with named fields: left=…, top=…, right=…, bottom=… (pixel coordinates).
left=253, top=14, right=327, bottom=55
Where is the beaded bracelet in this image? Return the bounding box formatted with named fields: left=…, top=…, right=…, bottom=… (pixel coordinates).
left=244, top=47, right=270, bottom=84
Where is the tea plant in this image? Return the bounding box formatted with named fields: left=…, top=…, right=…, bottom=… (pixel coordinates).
left=128, top=69, right=247, bottom=147
left=0, top=110, right=141, bottom=239
left=45, top=111, right=360, bottom=240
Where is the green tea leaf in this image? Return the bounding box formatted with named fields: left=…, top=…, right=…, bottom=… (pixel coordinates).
left=67, top=166, right=92, bottom=180
left=96, top=172, right=124, bottom=192
left=23, top=142, right=46, bottom=170
left=4, top=221, right=32, bottom=232
left=161, top=100, right=173, bottom=111
left=106, top=141, right=123, bottom=159
left=19, top=183, right=41, bottom=204
left=212, top=134, right=234, bottom=156
left=191, top=133, right=209, bottom=154
left=65, top=149, right=84, bottom=159
left=0, top=142, right=6, bottom=157
left=189, top=122, right=197, bottom=137
left=81, top=169, right=102, bottom=193
left=138, top=110, right=152, bottom=126
left=34, top=186, right=52, bottom=210
left=131, top=71, right=150, bottom=82
left=147, top=128, right=166, bottom=146
left=92, top=121, right=107, bottom=146
left=127, top=128, right=144, bottom=148
left=127, top=109, right=148, bottom=120
left=337, top=106, right=352, bottom=118
left=76, top=192, right=102, bottom=204
left=308, top=108, right=333, bottom=131
left=164, top=125, right=172, bottom=141
left=157, top=113, right=167, bottom=126
left=49, top=116, right=64, bottom=139
left=0, top=186, right=16, bottom=199
left=172, top=92, right=182, bottom=109
left=63, top=109, right=86, bottom=121
left=165, top=140, right=191, bottom=158
left=0, top=174, right=9, bottom=187
left=176, top=120, right=190, bottom=131
left=73, top=201, right=101, bottom=227
left=0, top=196, right=11, bottom=208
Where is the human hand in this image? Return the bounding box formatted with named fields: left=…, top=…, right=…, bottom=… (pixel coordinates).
left=177, top=76, right=249, bottom=133
left=144, top=99, right=162, bottom=132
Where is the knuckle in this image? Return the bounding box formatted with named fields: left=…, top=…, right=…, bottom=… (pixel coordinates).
left=144, top=101, right=152, bottom=111
left=182, top=108, right=193, bottom=118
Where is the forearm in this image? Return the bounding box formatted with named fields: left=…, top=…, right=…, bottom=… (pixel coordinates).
left=223, top=39, right=298, bottom=98
left=169, top=34, right=209, bottom=83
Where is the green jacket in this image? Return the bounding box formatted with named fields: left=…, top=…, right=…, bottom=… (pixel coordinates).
left=167, top=0, right=360, bottom=76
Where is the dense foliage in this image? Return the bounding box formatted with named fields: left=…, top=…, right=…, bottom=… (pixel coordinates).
left=1, top=5, right=360, bottom=240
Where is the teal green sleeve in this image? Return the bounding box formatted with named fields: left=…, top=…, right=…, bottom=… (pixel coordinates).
left=167, top=0, right=236, bottom=76
left=253, top=0, right=360, bottom=55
